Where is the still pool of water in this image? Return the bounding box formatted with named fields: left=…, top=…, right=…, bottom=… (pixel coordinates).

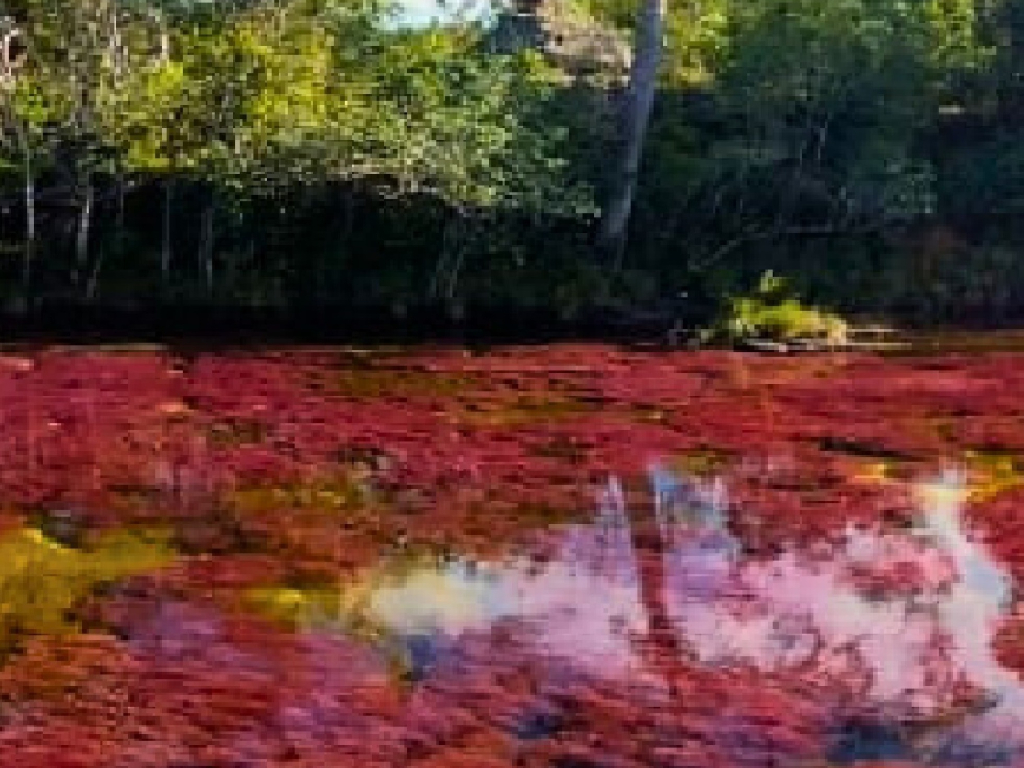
left=0, top=344, right=1022, bottom=767
left=247, top=465, right=1021, bottom=766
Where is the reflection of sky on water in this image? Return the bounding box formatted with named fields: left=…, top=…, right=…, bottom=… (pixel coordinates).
left=338, top=461, right=1023, bottom=758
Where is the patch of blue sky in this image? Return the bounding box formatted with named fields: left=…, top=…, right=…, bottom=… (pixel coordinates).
left=389, top=0, right=496, bottom=28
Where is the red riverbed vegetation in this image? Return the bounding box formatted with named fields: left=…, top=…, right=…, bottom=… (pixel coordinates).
left=0, top=344, right=1020, bottom=767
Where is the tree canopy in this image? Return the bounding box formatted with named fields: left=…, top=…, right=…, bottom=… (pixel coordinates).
left=0, top=0, right=1022, bottom=323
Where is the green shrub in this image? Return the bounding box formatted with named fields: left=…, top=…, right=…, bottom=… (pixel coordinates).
left=710, top=271, right=848, bottom=344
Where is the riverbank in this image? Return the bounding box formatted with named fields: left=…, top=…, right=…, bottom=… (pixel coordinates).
left=5, top=300, right=1024, bottom=349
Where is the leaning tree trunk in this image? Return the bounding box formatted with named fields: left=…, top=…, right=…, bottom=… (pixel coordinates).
left=597, top=0, right=667, bottom=271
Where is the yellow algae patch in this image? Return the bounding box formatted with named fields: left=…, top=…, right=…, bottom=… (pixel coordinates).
left=227, top=473, right=370, bottom=513
left=456, top=395, right=597, bottom=428
left=247, top=585, right=339, bottom=627
left=0, top=526, right=173, bottom=656
left=963, top=451, right=1024, bottom=503
left=850, top=451, right=1024, bottom=503
left=667, top=450, right=732, bottom=479
left=851, top=459, right=900, bottom=485
left=334, top=369, right=476, bottom=399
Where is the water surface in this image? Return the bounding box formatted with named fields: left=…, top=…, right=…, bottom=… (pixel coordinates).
left=0, top=343, right=1021, bottom=767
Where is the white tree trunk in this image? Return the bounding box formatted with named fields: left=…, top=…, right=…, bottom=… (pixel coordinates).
left=75, top=177, right=94, bottom=290
left=598, top=0, right=667, bottom=269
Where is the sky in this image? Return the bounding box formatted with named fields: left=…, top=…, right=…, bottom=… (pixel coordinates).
left=392, top=0, right=494, bottom=27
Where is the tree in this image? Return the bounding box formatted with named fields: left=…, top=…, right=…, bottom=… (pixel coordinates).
left=597, top=0, right=667, bottom=271
left=0, top=11, right=73, bottom=306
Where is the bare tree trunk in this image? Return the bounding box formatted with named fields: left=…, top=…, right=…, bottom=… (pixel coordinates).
left=445, top=217, right=472, bottom=304
left=225, top=244, right=237, bottom=299
left=87, top=175, right=121, bottom=301
left=597, top=0, right=667, bottom=271
left=21, top=152, right=34, bottom=310
left=74, top=176, right=94, bottom=292
left=86, top=244, right=105, bottom=302
left=428, top=216, right=454, bottom=302
left=115, top=172, right=126, bottom=257
left=161, top=179, right=173, bottom=289
left=429, top=210, right=470, bottom=304
left=199, top=192, right=215, bottom=295
left=341, top=182, right=355, bottom=243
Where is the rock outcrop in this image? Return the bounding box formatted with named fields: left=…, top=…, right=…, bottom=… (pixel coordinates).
left=488, top=0, right=631, bottom=84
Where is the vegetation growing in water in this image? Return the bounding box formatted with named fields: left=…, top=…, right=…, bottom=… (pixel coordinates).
left=0, top=526, right=172, bottom=657
left=709, top=271, right=848, bottom=344
left=0, top=346, right=1019, bottom=763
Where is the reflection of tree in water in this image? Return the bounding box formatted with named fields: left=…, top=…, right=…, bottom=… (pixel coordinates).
left=270, top=462, right=1023, bottom=764
left=601, top=463, right=1022, bottom=765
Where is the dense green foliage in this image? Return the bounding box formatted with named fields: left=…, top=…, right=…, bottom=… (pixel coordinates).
left=1, top=0, right=1024, bottom=323
left=0, top=0, right=593, bottom=310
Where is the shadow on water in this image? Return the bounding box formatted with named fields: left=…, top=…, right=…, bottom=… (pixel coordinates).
left=250, top=461, right=1024, bottom=765
left=830, top=717, right=917, bottom=764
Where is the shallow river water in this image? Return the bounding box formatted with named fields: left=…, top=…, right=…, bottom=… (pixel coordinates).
left=0, top=342, right=1022, bottom=767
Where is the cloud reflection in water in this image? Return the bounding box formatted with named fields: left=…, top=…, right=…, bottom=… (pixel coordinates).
left=333, top=462, right=1021, bottom=760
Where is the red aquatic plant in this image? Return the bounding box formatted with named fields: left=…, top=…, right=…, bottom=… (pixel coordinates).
left=0, top=343, right=1017, bottom=765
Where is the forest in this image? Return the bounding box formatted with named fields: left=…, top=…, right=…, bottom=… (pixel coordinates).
left=5, top=4, right=1024, bottom=761
left=0, top=0, right=1022, bottom=328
